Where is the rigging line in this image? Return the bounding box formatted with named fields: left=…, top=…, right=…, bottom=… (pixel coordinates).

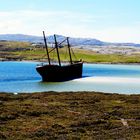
left=58, top=38, right=67, bottom=46
left=48, top=38, right=67, bottom=54
left=54, top=34, right=61, bottom=66
left=48, top=38, right=66, bottom=53
left=71, top=48, right=77, bottom=61
left=48, top=47, right=55, bottom=53
left=64, top=46, right=68, bottom=60
left=43, top=31, right=51, bottom=65
left=41, top=54, right=47, bottom=59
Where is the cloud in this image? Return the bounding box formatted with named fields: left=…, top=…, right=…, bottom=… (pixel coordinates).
left=91, top=26, right=140, bottom=43
left=0, top=10, right=100, bottom=39
left=0, top=10, right=140, bottom=43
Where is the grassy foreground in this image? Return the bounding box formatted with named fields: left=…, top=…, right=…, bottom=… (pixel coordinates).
left=0, top=92, right=140, bottom=139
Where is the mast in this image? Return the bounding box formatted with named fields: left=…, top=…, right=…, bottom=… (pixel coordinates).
left=54, top=34, right=61, bottom=66
left=43, top=31, right=51, bottom=65
left=67, top=37, right=72, bottom=64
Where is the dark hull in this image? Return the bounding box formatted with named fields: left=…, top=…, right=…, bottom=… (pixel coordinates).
left=36, top=62, right=83, bottom=82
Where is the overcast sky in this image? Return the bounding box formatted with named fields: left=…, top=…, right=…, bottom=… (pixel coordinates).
left=0, top=0, right=140, bottom=43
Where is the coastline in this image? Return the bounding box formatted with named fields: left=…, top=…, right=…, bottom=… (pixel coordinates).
left=1, top=59, right=140, bottom=65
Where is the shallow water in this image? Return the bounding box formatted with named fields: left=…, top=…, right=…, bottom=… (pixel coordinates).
left=0, top=61, right=140, bottom=94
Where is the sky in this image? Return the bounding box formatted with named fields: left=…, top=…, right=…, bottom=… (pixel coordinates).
left=0, top=0, right=140, bottom=43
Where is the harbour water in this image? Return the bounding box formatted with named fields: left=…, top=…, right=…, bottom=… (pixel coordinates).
left=0, top=61, right=140, bottom=94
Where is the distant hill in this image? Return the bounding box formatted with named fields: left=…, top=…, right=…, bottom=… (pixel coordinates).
left=0, top=34, right=140, bottom=47
left=0, top=34, right=43, bottom=43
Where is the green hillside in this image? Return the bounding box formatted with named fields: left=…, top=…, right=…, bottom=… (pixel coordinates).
left=1, top=41, right=140, bottom=63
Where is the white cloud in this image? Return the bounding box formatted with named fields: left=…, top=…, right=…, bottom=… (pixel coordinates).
left=0, top=10, right=98, bottom=35
left=91, top=26, right=140, bottom=43
left=0, top=10, right=140, bottom=43
left=0, top=20, right=23, bottom=34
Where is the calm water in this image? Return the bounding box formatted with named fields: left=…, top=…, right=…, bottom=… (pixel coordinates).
left=0, top=61, right=140, bottom=94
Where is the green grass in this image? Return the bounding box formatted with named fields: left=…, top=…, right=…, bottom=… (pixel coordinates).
left=1, top=41, right=140, bottom=63
left=74, top=49, right=140, bottom=63
left=0, top=92, right=140, bottom=139
left=0, top=41, right=30, bottom=48
left=12, top=48, right=140, bottom=63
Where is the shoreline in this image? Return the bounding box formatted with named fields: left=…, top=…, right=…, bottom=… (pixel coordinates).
left=1, top=59, right=140, bottom=65
left=0, top=90, right=139, bottom=95
left=0, top=90, right=138, bottom=96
